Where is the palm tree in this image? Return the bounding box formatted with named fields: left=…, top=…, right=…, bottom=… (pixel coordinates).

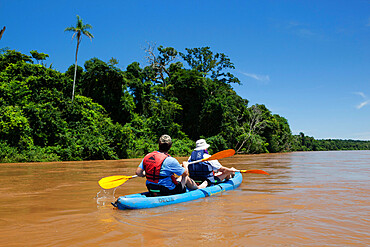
left=65, top=15, right=94, bottom=102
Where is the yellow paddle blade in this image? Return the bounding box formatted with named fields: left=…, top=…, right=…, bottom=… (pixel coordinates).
left=203, top=149, right=235, bottom=161
left=98, top=175, right=136, bottom=189
left=239, top=169, right=269, bottom=175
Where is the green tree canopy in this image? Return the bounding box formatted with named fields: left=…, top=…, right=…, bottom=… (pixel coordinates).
left=180, top=47, right=241, bottom=84
left=3, top=46, right=365, bottom=163
left=30, top=50, right=49, bottom=65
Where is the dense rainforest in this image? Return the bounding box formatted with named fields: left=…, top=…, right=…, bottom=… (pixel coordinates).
left=1, top=47, right=369, bottom=163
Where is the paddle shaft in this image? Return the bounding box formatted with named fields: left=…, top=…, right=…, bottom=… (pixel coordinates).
left=236, top=169, right=269, bottom=175
left=187, top=149, right=235, bottom=165
left=188, top=159, right=209, bottom=165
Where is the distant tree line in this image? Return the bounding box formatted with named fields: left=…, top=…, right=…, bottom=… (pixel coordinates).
left=0, top=48, right=369, bottom=163
left=291, top=132, right=370, bottom=151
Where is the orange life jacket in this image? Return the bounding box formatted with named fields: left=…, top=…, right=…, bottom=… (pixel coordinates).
left=142, top=151, right=170, bottom=183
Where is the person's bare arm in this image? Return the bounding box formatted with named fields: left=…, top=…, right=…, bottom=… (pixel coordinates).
left=181, top=161, right=189, bottom=176
left=218, top=166, right=236, bottom=173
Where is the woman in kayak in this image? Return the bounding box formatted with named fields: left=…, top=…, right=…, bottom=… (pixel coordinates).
left=187, top=139, right=237, bottom=185
left=136, top=135, right=207, bottom=196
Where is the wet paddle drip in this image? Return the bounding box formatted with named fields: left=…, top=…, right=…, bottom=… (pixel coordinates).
left=95, top=188, right=117, bottom=207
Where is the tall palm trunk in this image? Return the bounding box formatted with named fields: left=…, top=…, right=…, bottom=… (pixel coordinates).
left=71, top=35, right=81, bottom=103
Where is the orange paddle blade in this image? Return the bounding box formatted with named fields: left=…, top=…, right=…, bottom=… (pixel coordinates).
left=204, top=149, right=235, bottom=161
left=239, top=169, right=269, bottom=175
left=98, top=175, right=137, bottom=189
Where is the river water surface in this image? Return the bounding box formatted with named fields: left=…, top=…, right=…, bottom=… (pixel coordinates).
left=0, top=151, right=369, bottom=246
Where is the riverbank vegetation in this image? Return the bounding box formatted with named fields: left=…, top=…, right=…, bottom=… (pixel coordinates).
left=1, top=48, right=369, bottom=163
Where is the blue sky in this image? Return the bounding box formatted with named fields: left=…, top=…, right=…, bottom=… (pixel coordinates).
left=1, top=0, right=370, bottom=140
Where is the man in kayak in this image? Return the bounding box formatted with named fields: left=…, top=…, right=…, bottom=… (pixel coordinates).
left=187, top=139, right=236, bottom=185
left=136, top=135, right=207, bottom=196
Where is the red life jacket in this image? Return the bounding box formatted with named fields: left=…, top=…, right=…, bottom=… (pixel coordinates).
left=142, top=151, right=170, bottom=183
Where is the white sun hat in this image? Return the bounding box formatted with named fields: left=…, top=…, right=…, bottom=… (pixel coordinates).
left=194, top=139, right=210, bottom=151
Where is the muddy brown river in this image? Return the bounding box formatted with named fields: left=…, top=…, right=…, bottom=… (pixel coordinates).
left=0, top=151, right=369, bottom=246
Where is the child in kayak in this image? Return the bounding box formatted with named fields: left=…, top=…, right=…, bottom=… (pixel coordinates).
left=186, top=139, right=236, bottom=185
left=136, top=135, right=207, bottom=196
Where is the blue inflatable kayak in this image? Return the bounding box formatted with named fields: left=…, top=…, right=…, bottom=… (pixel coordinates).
left=112, top=172, right=242, bottom=210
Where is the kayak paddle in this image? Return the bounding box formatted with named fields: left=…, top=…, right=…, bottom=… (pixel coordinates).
left=188, top=149, right=235, bottom=164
